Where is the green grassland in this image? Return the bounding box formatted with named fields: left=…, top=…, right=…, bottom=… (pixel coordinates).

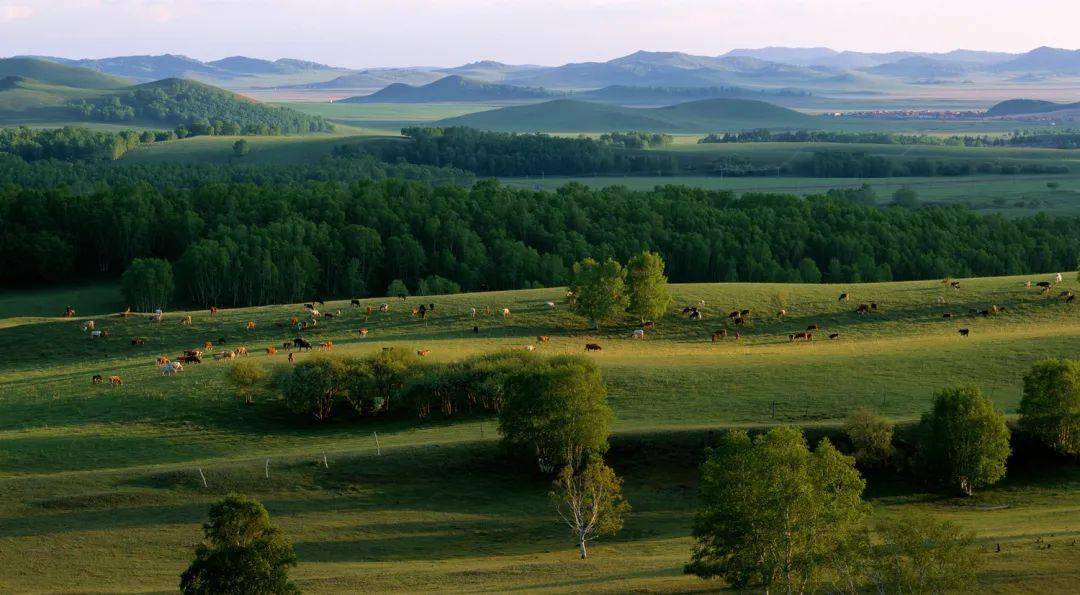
left=2, top=274, right=1080, bottom=591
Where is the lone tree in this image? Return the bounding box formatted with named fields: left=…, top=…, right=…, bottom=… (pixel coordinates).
left=232, top=139, right=249, bottom=157
left=843, top=407, right=895, bottom=469
left=868, top=513, right=979, bottom=593
left=499, top=355, right=613, bottom=472
left=227, top=359, right=267, bottom=405
left=120, top=257, right=174, bottom=311
left=180, top=494, right=299, bottom=595
left=551, top=460, right=630, bottom=559
left=625, top=251, right=671, bottom=324
left=919, top=385, right=1011, bottom=496
left=1019, top=358, right=1080, bottom=455
left=686, top=426, right=868, bottom=593
left=569, top=257, right=628, bottom=329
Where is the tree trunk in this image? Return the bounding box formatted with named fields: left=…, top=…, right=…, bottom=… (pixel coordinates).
left=579, top=539, right=587, bottom=559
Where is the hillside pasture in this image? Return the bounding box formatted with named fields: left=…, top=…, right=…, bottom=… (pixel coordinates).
left=1, top=275, right=1079, bottom=591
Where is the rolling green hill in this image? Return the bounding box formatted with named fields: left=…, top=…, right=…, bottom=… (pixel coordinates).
left=436, top=97, right=818, bottom=132
left=0, top=57, right=130, bottom=90
left=987, top=98, right=1080, bottom=117
left=342, top=75, right=558, bottom=103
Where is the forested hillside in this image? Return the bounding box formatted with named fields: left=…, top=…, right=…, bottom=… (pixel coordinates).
left=67, top=78, right=334, bottom=135
left=2, top=169, right=1077, bottom=305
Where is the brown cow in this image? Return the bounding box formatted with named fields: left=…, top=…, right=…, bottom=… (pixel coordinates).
left=839, top=293, right=849, bottom=302
left=359, top=327, right=369, bottom=337
left=235, top=346, right=248, bottom=356
left=108, top=375, right=123, bottom=386
left=537, top=335, right=550, bottom=343
left=585, top=343, right=602, bottom=351
left=642, top=321, right=655, bottom=329
left=321, top=341, right=333, bottom=351
left=266, top=346, right=277, bottom=356
left=789, top=332, right=812, bottom=342
left=204, top=341, right=214, bottom=351
left=417, top=349, right=431, bottom=357
left=711, top=329, right=727, bottom=342
left=856, top=304, right=870, bottom=314
left=156, top=356, right=170, bottom=365
left=246, top=321, right=256, bottom=330
left=210, top=306, right=219, bottom=316
left=131, top=337, right=146, bottom=346
left=288, top=352, right=296, bottom=363
left=958, top=328, right=970, bottom=337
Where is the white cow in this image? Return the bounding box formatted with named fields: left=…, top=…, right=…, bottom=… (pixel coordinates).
left=81, top=321, right=95, bottom=331
left=1056, top=273, right=1064, bottom=283
left=502, top=308, right=510, bottom=317
left=632, top=329, right=645, bottom=340
left=545, top=301, right=556, bottom=309
left=161, top=361, right=184, bottom=375
left=90, top=330, right=103, bottom=338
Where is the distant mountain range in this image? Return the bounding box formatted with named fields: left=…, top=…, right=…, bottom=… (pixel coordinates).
left=13, top=46, right=1080, bottom=94
left=341, top=75, right=558, bottom=103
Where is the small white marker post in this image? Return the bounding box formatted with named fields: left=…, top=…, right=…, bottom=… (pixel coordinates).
left=322, top=454, right=329, bottom=469
left=198, top=467, right=208, bottom=488
left=265, top=458, right=270, bottom=479
left=373, top=431, right=382, bottom=455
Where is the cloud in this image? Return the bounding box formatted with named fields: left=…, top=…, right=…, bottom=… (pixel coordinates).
left=0, top=4, right=34, bottom=21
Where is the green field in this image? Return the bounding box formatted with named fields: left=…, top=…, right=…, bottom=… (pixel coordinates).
left=2, top=274, right=1080, bottom=591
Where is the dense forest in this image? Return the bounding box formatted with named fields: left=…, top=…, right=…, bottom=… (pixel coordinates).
left=699, top=129, right=985, bottom=146
left=67, top=79, right=334, bottom=136
left=334, top=127, right=682, bottom=177
left=798, top=151, right=1069, bottom=177
left=2, top=162, right=1077, bottom=306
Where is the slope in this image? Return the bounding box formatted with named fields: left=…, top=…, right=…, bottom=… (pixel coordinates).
left=0, top=57, right=129, bottom=89
left=341, top=75, right=558, bottom=103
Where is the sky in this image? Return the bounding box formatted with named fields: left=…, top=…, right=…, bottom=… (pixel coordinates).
left=0, top=0, right=1077, bottom=68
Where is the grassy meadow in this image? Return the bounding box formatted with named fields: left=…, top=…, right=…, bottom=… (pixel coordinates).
left=2, top=274, right=1080, bottom=591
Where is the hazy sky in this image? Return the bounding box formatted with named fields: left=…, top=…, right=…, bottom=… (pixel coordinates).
left=1, top=0, right=1077, bottom=67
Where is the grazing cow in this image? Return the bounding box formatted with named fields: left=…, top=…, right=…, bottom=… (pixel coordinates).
left=585, top=343, right=602, bottom=351
left=942, top=312, right=953, bottom=319
left=839, top=293, right=849, bottom=302
left=524, top=345, right=536, bottom=352
left=958, top=328, right=970, bottom=337
left=1060, top=290, right=1073, bottom=298
left=351, top=299, right=362, bottom=307
left=63, top=306, right=75, bottom=318
left=690, top=310, right=702, bottom=320
left=359, top=327, right=369, bottom=337
left=734, top=332, right=741, bottom=340
left=417, top=349, right=431, bottom=357
left=712, top=329, right=727, bottom=342
left=161, top=361, right=183, bottom=375
left=288, top=352, right=295, bottom=363
left=157, top=356, right=170, bottom=365
left=309, top=309, right=321, bottom=318
left=92, top=374, right=103, bottom=384
left=642, top=321, right=655, bottom=329
left=1037, top=281, right=1052, bottom=288
left=179, top=354, right=203, bottom=364
left=537, top=335, right=550, bottom=343
left=324, top=311, right=337, bottom=319
left=82, top=321, right=95, bottom=331
left=215, top=350, right=236, bottom=361
left=1056, top=273, right=1064, bottom=283
left=180, top=315, right=192, bottom=325
left=366, top=306, right=374, bottom=316
left=740, top=309, right=751, bottom=317
left=806, top=324, right=819, bottom=331
left=546, top=301, right=556, bottom=309
left=246, top=321, right=256, bottom=331
left=950, top=281, right=961, bottom=290
left=210, top=306, right=218, bottom=316
left=777, top=309, right=787, bottom=319
left=204, top=341, right=214, bottom=351
left=235, top=346, right=248, bottom=356
left=131, top=338, right=145, bottom=346
left=294, top=338, right=312, bottom=351
left=733, top=316, right=746, bottom=325
left=727, top=310, right=740, bottom=319
left=632, top=329, right=645, bottom=340
left=856, top=304, right=870, bottom=315
left=829, top=333, right=839, bottom=340
left=183, top=349, right=202, bottom=358
left=321, top=341, right=333, bottom=351
left=379, top=303, right=389, bottom=313
left=282, top=341, right=292, bottom=350
left=470, top=307, right=477, bottom=318
left=90, top=330, right=103, bottom=338
left=502, top=308, right=510, bottom=317
left=790, top=332, right=811, bottom=342
left=289, top=316, right=299, bottom=326
left=1068, top=295, right=1076, bottom=304
left=108, top=375, right=123, bottom=386
left=472, top=325, right=479, bottom=334
left=1026, top=281, right=1033, bottom=288
left=266, top=346, right=277, bottom=356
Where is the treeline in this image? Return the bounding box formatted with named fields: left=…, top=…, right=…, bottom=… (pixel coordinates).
left=699, top=129, right=984, bottom=146
left=1000, top=131, right=1080, bottom=149
left=799, top=151, right=1069, bottom=177
left=334, top=126, right=682, bottom=176
left=3, top=174, right=1079, bottom=303
left=597, top=131, right=674, bottom=149
left=68, top=79, right=334, bottom=136
left=0, top=126, right=174, bottom=161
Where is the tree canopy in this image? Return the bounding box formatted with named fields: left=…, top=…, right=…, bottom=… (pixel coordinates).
left=919, top=385, right=1011, bottom=495
left=1019, top=359, right=1080, bottom=456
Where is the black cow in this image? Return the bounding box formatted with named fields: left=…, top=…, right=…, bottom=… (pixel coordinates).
left=293, top=337, right=313, bottom=351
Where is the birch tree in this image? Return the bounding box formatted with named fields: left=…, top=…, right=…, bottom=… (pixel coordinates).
left=551, top=461, right=630, bottom=559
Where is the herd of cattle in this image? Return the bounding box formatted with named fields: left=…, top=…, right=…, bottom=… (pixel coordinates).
left=75, top=274, right=1073, bottom=385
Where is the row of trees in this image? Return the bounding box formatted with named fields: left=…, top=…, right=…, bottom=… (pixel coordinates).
left=801, top=151, right=1069, bottom=177
left=569, top=251, right=671, bottom=328
left=0, top=126, right=173, bottom=162
left=699, top=128, right=975, bottom=146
